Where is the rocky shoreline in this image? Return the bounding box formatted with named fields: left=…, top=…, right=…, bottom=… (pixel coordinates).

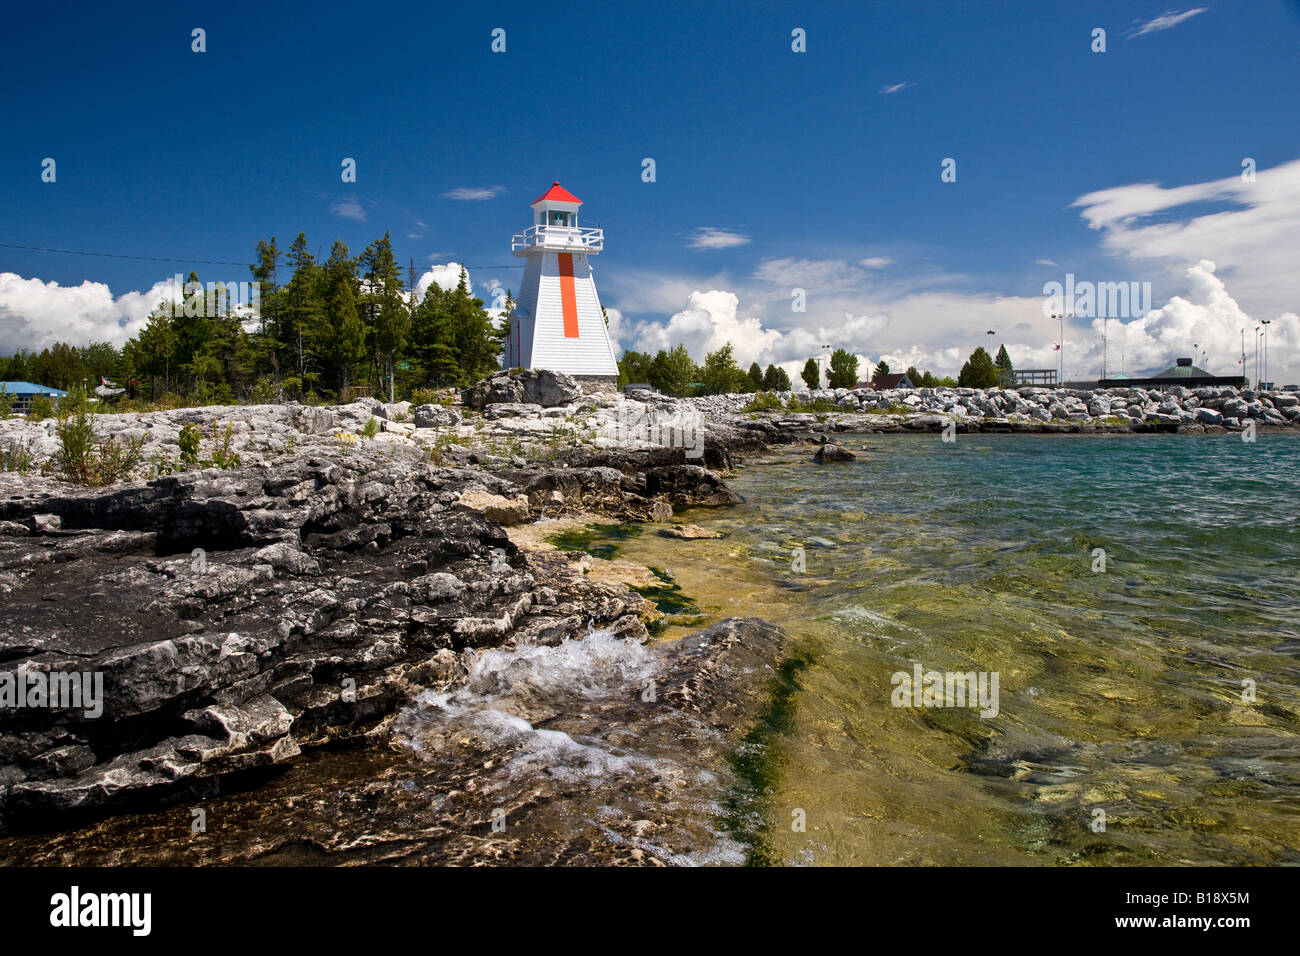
left=0, top=370, right=1295, bottom=864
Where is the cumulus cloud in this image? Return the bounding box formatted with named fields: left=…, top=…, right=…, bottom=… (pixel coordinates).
left=415, top=263, right=471, bottom=301
left=686, top=228, right=750, bottom=251
left=330, top=197, right=367, bottom=221
left=1127, top=7, right=1207, bottom=38
left=629, top=289, right=781, bottom=366
left=0, top=273, right=175, bottom=354
left=1076, top=260, right=1298, bottom=380
left=1070, top=157, right=1300, bottom=372
left=442, top=186, right=505, bottom=201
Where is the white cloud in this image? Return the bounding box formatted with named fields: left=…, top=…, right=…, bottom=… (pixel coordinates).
left=330, top=197, right=367, bottom=221
left=686, top=228, right=750, bottom=250
left=1035, top=258, right=1058, bottom=266
left=860, top=257, right=893, bottom=269
left=1127, top=7, right=1208, bottom=38
left=879, top=82, right=916, bottom=94
left=0, top=273, right=173, bottom=354
left=442, top=186, right=505, bottom=201
left=1077, top=260, right=1299, bottom=381
left=753, top=257, right=866, bottom=293
left=415, top=263, right=470, bottom=301
left=1070, top=157, right=1300, bottom=370
left=629, top=289, right=781, bottom=366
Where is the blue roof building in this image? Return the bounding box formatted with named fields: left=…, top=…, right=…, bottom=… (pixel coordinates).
left=1, top=381, right=68, bottom=397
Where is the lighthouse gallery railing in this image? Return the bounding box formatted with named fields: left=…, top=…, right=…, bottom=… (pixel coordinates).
left=511, top=224, right=604, bottom=252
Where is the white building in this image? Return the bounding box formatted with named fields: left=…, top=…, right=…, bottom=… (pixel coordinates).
left=505, top=182, right=619, bottom=381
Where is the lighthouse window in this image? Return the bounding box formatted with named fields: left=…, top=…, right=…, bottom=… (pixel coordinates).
left=551, top=211, right=569, bottom=225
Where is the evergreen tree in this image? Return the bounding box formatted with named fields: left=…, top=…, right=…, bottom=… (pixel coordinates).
left=250, top=237, right=282, bottom=337
left=801, top=357, right=820, bottom=389
left=447, top=268, right=500, bottom=385
left=323, top=241, right=366, bottom=394
left=994, top=344, right=1014, bottom=384
left=763, top=364, right=791, bottom=391
left=958, top=346, right=1000, bottom=388
left=871, top=358, right=891, bottom=386
left=747, top=361, right=764, bottom=390
left=360, top=232, right=407, bottom=402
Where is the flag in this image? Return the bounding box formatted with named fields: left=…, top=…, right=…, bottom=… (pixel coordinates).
left=1053, top=342, right=1061, bottom=351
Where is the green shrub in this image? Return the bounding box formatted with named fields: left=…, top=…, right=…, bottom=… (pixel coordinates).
left=203, top=421, right=242, bottom=469
left=47, top=401, right=144, bottom=486
left=26, top=394, right=55, bottom=421
left=178, top=423, right=202, bottom=468
left=360, top=416, right=380, bottom=440
left=742, top=391, right=784, bottom=413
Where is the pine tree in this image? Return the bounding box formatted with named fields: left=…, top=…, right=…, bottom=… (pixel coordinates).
left=360, top=232, right=407, bottom=402
left=958, top=347, right=1000, bottom=388
left=747, top=362, right=764, bottom=390
left=323, top=241, right=365, bottom=395
left=801, top=357, right=820, bottom=390
left=994, top=344, right=1014, bottom=384
left=872, top=359, right=891, bottom=386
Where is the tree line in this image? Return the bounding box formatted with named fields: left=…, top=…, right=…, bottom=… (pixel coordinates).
left=1, top=231, right=503, bottom=405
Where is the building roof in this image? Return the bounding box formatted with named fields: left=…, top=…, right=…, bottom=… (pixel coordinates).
left=1, top=380, right=67, bottom=396
left=531, top=181, right=582, bottom=206
left=1151, top=361, right=1212, bottom=378
left=856, top=374, right=912, bottom=390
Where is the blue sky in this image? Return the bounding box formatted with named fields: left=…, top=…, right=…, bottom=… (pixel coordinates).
left=3, top=1, right=1299, bottom=382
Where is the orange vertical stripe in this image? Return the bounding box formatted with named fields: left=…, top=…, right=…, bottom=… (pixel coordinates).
left=558, top=253, right=579, bottom=338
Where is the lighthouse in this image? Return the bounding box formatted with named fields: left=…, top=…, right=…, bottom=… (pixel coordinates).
left=506, top=182, right=619, bottom=381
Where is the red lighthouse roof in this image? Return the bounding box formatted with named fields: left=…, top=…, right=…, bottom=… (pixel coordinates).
left=530, top=181, right=582, bottom=206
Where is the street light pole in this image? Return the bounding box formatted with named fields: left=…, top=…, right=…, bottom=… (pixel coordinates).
left=1261, top=319, right=1271, bottom=389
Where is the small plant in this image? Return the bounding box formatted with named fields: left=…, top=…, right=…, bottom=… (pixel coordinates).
left=26, top=394, right=55, bottom=421
left=0, top=386, right=16, bottom=418
left=203, top=421, right=243, bottom=469
left=178, top=423, right=202, bottom=468
left=46, top=397, right=144, bottom=486
left=0, top=439, right=36, bottom=474
left=360, top=416, right=380, bottom=440
left=149, top=452, right=179, bottom=478
left=336, top=431, right=358, bottom=456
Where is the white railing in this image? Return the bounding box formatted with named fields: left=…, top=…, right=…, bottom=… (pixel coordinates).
left=511, top=224, right=604, bottom=252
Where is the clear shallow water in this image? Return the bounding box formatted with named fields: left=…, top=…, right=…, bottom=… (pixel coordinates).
left=622, top=433, right=1300, bottom=864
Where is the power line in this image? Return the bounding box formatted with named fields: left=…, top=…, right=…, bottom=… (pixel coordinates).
left=0, top=241, right=517, bottom=270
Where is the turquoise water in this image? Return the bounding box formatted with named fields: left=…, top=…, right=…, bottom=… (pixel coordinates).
left=657, top=433, right=1300, bottom=864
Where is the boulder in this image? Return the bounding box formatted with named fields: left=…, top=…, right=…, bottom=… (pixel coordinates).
left=463, top=369, right=583, bottom=410
left=660, top=524, right=724, bottom=539
left=814, top=438, right=856, bottom=462
left=456, top=490, right=532, bottom=526
left=413, top=404, right=462, bottom=428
